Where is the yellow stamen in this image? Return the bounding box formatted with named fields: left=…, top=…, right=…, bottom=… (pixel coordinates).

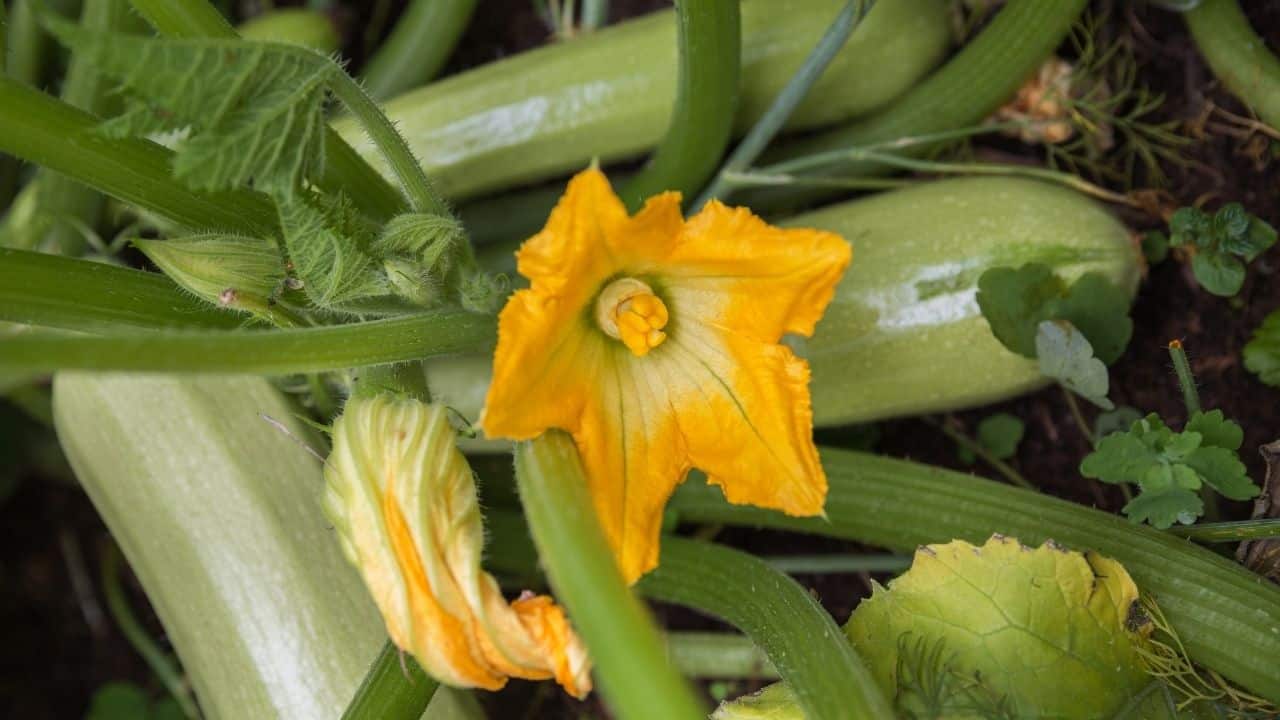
left=595, top=277, right=668, bottom=356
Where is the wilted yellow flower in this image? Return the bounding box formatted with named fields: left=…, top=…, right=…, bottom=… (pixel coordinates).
left=481, top=169, right=851, bottom=582
left=324, top=394, right=591, bottom=697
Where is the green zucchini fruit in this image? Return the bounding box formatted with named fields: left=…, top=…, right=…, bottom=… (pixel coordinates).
left=52, top=374, right=479, bottom=720
left=431, top=177, right=1140, bottom=437
left=336, top=0, right=950, bottom=201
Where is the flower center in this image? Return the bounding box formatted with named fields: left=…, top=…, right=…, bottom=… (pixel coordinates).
left=595, top=277, right=669, bottom=357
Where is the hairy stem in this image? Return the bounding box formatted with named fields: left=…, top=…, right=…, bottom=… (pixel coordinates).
left=514, top=432, right=705, bottom=720
left=618, top=0, right=739, bottom=209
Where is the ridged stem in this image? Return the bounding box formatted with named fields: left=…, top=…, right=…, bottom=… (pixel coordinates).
left=638, top=538, right=894, bottom=720
left=0, top=311, right=495, bottom=374
left=668, top=448, right=1280, bottom=702
left=618, top=0, right=739, bottom=210
left=340, top=641, right=437, bottom=720
left=0, top=248, right=241, bottom=332
left=514, top=431, right=705, bottom=720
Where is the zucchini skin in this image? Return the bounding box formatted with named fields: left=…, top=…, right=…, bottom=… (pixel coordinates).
left=793, top=176, right=1138, bottom=426
left=431, top=177, right=1139, bottom=437
left=52, top=375, right=476, bottom=719
left=337, top=0, right=949, bottom=201
left=1185, top=0, right=1280, bottom=131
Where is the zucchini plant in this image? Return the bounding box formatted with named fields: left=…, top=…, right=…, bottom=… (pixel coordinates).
left=3, top=1, right=1279, bottom=719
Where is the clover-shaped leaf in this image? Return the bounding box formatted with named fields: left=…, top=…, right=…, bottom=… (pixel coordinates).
left=977, top=263, right=1131, bottom=364
left=1167, top=204, right=1276, bottom=297
left=1081, top=411, right=1258, bottom=528
left=1036, top=321, right=1113, bottom=410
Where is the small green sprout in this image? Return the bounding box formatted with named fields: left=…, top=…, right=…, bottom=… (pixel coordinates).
left=1167, top=204, right=1276, bottom=297
left=1081, top=410, right=1259, bottom=528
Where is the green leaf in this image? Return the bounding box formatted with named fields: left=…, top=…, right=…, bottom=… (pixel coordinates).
left=712, top=683, right=803, bottom=720
left=1191, top=252, right=1245, bottom=297
left=1036, top=321, right=1113, bottom=410
left=1081, top=430, right=1159, bottom=486
left=1236, top=217, right=1277, bottom=262
left=1184, top=410, right=1243, bottom=451
left=1212, top=202, right=1250, bottom=240
left=976, top=263, right=1131, bottom=364
left=1094, top=406, right=1142, bottom=440
left=976, top=413, right=1024, bottom=460
left=1122, top=486, right=1202, bottom=529
left=1183, top=446, right=1258, bottom=501
left=1168, top=206, right=1209, bottom=247
left=1244, top=310, right=1280, bottom=388
left=86, top=683, right=149, bottom=720
left=975, top=263, right=1065, bottom=358
left=1141, top=231, right=1170, bottom=264
left=1047, top=273, right=1133, bottom=364
left=40, top=13, right=335, bottom=197
left=277, top=195, right=389, bottom=312
left=1080, top=411, right=1259, bottom=528
left=844, top=536, right=1155, bottom=719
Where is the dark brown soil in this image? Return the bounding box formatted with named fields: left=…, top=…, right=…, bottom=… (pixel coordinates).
left=3, top=1, right=1278, bottom=718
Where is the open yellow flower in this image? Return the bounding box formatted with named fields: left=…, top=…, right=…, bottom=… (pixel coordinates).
left=481, top=169, right=851, bottom=582
left=324, top=394, right=591, bottom=697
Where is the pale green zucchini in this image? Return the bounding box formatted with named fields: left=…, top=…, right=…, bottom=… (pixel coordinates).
left=336, top=0, right=950, bottom=201
left=430, top=177, right=1140, bottom=437
left=52, top=374, right=479, bottom=720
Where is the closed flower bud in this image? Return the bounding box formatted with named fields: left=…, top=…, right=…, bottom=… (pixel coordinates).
left=323, top=394, right=592, bottom=697
left=134, top=234, right=285, bottom=307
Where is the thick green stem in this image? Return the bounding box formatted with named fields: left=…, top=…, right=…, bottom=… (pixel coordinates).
left=668, top=447, right=1280, bottom=702
left=102, top=544, right=201, bottom=719
left=695, top=0, right=867, bottom=210
left=751, top=0, right=1087, bottom=210
left=130, top=0, right=407, bottom=222
left=1168, top=519, right=1280, bottom=542
left=36, top=0, right=132, bottom=256
left=618, top=0, right=739, bottom=210
left=340, top=641, right=438, bottom=720
left=666, top=632, right=778, bottom=680
left=1168, top=340, right=1202, bottom=416
left=638, top=538, right=894, bottom=720
left=0, top=311, right=495, bottom=374
left=0, top=248, right=241, bottom=332
left=0, top=76, right=279, bottom=236
left=1185, top=0, right=1280, bottom=131
left=360, top=0, right=478, bottom=102
left=514, top=432, right=705, bottom=720
left=765, top=554, right=911, bottom=575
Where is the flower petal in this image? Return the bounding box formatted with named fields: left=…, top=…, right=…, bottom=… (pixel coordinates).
left=663, top=321, right=826, bottom=516
left=516, top=168, right=625, bottom=297
left=325, top=395, right=592, bottom=696
left=662, top=200, right=850, bottom=341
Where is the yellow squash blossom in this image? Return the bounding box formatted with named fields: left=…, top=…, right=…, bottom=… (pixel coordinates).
left=324, top=394, right=591, bottom=697
left=481, top=169, right=851, bottom=582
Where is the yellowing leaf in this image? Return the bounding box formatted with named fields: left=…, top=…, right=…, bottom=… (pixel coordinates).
left=845, top=535, right=1155, bottom=719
